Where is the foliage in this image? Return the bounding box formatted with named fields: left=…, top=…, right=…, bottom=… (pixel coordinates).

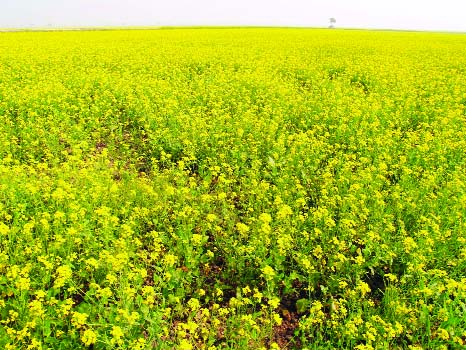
left=0, top=28, right=466, bottom=349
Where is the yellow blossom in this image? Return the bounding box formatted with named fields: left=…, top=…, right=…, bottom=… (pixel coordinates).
left=81, top=329, right=97, bottom=346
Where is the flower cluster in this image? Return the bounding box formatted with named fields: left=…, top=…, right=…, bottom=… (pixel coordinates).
left=0, top=28, right=465, bottom=349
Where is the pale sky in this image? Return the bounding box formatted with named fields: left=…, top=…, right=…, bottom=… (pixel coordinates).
left=1, top=0, right=465, bottom=32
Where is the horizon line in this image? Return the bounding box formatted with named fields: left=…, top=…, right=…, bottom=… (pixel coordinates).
left=1, top=25, right=465, bottom=35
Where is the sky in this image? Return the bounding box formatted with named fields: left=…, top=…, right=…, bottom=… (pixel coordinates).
left=1, top=0, right=465, bottom=32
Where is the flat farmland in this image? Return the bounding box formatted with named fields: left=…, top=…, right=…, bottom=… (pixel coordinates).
left=0, top=28, right=465, bottom=349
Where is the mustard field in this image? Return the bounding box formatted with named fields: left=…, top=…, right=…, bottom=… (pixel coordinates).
left=0, top=28, right=466, bottom=349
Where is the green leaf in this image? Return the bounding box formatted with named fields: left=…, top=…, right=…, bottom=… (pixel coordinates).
left=296, top=298, right=310, bottom=314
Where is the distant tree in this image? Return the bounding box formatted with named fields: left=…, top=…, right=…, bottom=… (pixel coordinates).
left=329, top=18, right=336, bottom=29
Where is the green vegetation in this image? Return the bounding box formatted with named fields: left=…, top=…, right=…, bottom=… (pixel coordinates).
left=0, top=28, right=465, bottom=349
